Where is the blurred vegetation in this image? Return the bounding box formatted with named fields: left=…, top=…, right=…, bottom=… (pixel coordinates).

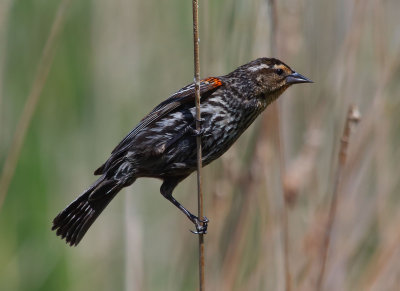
left=1, top=0, right=400, bottom=290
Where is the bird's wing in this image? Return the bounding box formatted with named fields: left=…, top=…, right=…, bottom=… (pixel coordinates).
left=94, top=77, right=223, bottom=175
left=111, top=77, right=223, bottom=154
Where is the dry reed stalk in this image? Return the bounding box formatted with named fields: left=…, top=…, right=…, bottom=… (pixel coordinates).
left=339, top=53, right=400, bottom=276
left=219, top=160, right=261, bottom=291
left=283, top=127, right=322, bottom=207
left=0, top=0, right=12, bottom=144
left=316, top=105, right=361, bottom=291
left=266, top=0, right=293, bottom=289
left=0, top=0, right=72, bottom=211
left=279, top=114, right=292, bottom=291
left=219, top=99, right=285, bottom=290
left=296, top=2, right=371, bottom=287
left=124, top=189, right=144, bottom=291
left=350, top=54, right=400, bottom=291
left=358, top=200, right=400, bottom=290
left=218, top=96, right=278, bottom=290
left=297, top=49, right=400, bottom=291
left=218, top=1, right=289, bottom=288
left=192, top=0, right=206, bottom=290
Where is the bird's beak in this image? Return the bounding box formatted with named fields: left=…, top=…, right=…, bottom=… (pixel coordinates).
left=286, top=72, right=313, bottom=84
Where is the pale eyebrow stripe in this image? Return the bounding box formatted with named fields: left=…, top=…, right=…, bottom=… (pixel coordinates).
left=248, top=63, right=270, bottom=72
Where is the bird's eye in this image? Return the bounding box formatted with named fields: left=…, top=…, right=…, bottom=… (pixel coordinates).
left=276, top=68, right=284, bottom=76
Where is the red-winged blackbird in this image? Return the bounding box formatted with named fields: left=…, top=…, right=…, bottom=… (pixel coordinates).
left=52, top=58, right=312, bottom=246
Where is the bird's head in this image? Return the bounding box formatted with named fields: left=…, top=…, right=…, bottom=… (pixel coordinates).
left=232, top=58, right=312, bottom=98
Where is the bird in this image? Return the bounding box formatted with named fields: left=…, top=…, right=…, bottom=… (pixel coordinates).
left=52, top=57, right=312, bottom=246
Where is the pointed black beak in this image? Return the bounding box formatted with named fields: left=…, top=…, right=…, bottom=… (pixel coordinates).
left=286, top=72, right=313, bottom=84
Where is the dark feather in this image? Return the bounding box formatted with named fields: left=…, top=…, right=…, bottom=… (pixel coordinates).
left=52, top=177, right=121, bottom=246
left=94, top=77, right=223, bottom=175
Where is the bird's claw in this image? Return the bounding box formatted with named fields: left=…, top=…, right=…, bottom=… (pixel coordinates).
left=190, top=216, right=209, bottom=234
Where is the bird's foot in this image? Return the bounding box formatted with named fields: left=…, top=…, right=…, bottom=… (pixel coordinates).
left=190, top=216, right=209, bottom=234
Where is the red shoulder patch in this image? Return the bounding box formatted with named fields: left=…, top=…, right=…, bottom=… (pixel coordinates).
left=202, top=77, right=223, bottom=88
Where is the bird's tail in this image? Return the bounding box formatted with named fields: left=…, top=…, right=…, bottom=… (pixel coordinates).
left=52, top=177, right=122, bottom=246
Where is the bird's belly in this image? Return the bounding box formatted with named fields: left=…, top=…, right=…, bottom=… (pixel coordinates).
left=133, top=102, right=262, bottom=177
left=201, top=108, right=261, bottom=164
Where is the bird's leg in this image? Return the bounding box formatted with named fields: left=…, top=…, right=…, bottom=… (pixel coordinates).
left=160, top=179, right=208, bottom=234
left=167, top=195, right=208, bottom=234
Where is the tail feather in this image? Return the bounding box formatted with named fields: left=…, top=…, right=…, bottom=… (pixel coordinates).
left=52, top=177, right=121, bottom=246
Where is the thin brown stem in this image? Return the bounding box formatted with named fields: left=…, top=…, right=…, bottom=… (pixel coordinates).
left=267, top=0, right=277, bottom=56
left=0, top=0, right=71, bottom=211
left=273, top=102, right=292, bottom=291
left=316, top=105, right=361, bottom=290
left=267, top=0, right=291, bottom=290
left=0, top=0, right=12, bottom=147
left=192, top=0, right=205, bottom=290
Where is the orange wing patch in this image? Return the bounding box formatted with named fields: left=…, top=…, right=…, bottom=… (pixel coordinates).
left=202, top=77, right=223, bottom=88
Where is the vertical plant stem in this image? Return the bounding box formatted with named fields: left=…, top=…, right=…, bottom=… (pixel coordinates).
left=316, top=105, right=361, bottom=290
left=192, top=0, right=205, bottom=290
left=267, top=0, right=292, bottom=290
left=268, top=0, right=277, bottom=56
left=0, top=0, right=12, bottom=147
left=0, top=0, right=71, bottom=211
left=274, top=103, right=292, bottom=291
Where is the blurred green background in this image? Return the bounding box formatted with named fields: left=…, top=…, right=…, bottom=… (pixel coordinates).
left=1, top=0, right=400, bottom=290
